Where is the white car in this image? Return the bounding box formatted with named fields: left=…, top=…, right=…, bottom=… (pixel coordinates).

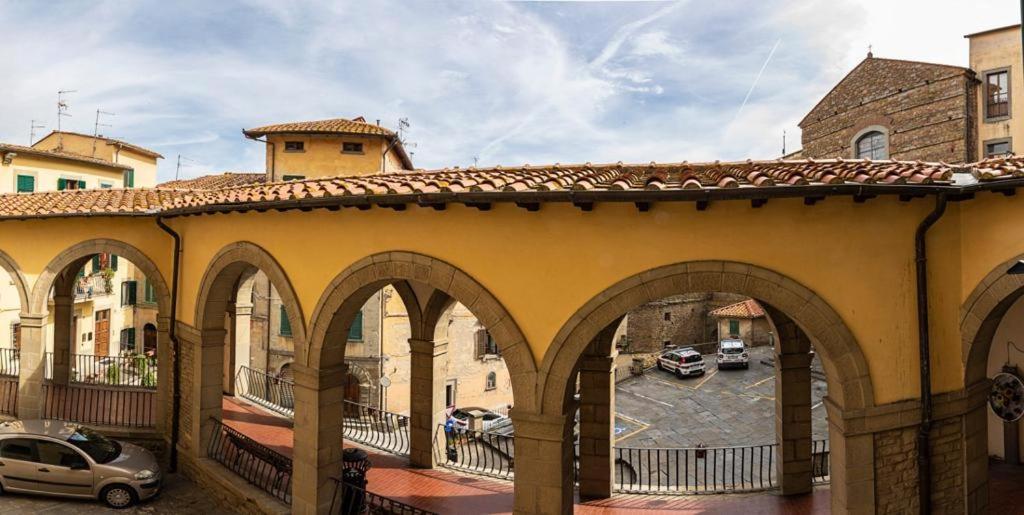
left=717, top=339, right=749, bottom=369
left=656, top=348, right=705, bottom=378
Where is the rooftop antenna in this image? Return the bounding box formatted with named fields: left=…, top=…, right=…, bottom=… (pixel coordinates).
left=473, top=156, right=479, bottom=167
left=175, top=154, right=198, bottom=180
left=29, top=120, right=46, bottom=145
left=56, top=89, right=76, bottom=149
left=398, top=117, right=410, bottom=142
left=782, top=130, right=786, bottom=157
left=92, top=109, right=115, bottom=157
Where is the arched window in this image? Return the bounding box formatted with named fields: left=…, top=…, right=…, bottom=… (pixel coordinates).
left=485, top=372, right=497, bottom=391
left=855, top=130, right=888, bottom=159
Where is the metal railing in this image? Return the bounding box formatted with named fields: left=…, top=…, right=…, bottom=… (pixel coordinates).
left=44, top=352, right=157, bottom=388
left=812, top=439, right=830, bottom=484
left=236, top=365, right=294, bottom=417
left=208, top=418, right=292, bottom=504
left=329, top=477, right=438, bottom=515
left=0, top=348, right=17, bottom=377
left=434, top=425, right=515, bottom=480
left=342, top=400, right=409, bottom=455
left=614, top=444, right=777, bottom=494
left=41, top=383, right=155, bottom=428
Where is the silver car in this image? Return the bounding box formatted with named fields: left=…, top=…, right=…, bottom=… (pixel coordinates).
left=0, top=420, right=161, bottom=508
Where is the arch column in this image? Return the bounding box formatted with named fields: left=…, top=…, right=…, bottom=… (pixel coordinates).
left=222, top=302, right=237, bottom=396
left=50, top=292, right=74, bottom=386
left=16, top=313, right=46, bottom=419
left=769, top=306, right=813, bottom=496
left=408, top=337, right=449, bottom=469
left=577, top=321, right=619, bottom=500
left=196, top=327, right=226, bottom=458
left=155, top=316, right=171, bottom=438
left=511, top=409, right=575, bottom=515
left=291, top=362, right=346, bottom=515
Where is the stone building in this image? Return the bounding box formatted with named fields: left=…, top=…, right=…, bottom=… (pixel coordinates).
left=619, top=292, right=767, bottom=354
left=709, top=299, right=771, bottom=347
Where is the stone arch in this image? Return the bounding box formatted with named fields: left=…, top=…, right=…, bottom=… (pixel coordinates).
left=306, top=251, right=537, bottom=410
left=344, top=362, right=374, bottom=405
left=29, top=238, right=170, bottom=315
left=0, top=249, right=29, bottom=314
left=960, top=254, right=1024, bottom=386
left=540, top=261, right=874, bottom=415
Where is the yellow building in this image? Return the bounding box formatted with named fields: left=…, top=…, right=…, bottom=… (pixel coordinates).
left=31, top=131, right=161, bottom=188
left=967, top=25, right=1022, bottom=159
left=242, top=116, right=414, bottom=181
left=0, top=143, right=134, bottom=193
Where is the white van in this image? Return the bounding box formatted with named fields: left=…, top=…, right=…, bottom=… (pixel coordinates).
left=656, top=347, right=706, bottom=378
left=717, top=339, right=749, bottom=369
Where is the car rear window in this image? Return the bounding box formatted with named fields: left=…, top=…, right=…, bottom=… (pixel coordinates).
left=683, top=354, right=702, bottom=363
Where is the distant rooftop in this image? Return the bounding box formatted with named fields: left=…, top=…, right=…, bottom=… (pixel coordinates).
left=35, top=131, right=164, bottom=160
left=243, top=116, right=396, bottom=138
left=0, top=142, right=132, bottom=171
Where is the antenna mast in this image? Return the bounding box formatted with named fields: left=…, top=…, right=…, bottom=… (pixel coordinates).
left=175, top=154, right=197, bottom=180
left=92, top=109, right=115, bottom=157
left=29, top=120, right=46, bottom=145
left=56, top=89, right=77, bottom=149
left=782, top=130, right=787, bottom=157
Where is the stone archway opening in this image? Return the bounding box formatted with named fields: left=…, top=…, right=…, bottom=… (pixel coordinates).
left=523, top=262, right=874, bottom=515
left=0, top=250, right=29, bottom=418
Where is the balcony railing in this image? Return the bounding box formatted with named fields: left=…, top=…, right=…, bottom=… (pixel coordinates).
left=236, top=365, right=294, bottom=418
left=329, top=477, right=438, bottom=515
left=0, top=348, right=17, bottom=377
left=41, top=383, right=155, bottom=428
left=44, top=352, right=157, bottom=388
left=342, top=400, right=409, bottom=456
left=434, top=425, right=515, bottom=480
left=208, top=418, right=292, bottom=504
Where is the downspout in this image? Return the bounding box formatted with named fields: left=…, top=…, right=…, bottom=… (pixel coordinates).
left=156, top=216, right=182, bottom=473
left=244, top=133, right=276, bottom=181
left=915, top=193, right=947, bottom=515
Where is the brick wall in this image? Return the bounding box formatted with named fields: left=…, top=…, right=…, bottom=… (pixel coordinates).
left=800, top=57, right=976, bottom=163
left=623, top=292, right=751, bottom=353
left=179, top=335, right=194, bottom=451
left=873, top=416, right=965, bottom=514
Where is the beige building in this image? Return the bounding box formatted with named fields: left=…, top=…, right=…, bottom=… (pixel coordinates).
left=967, top=25, right=1023, bottom=158
left=709, top=299, right=771, bottom=347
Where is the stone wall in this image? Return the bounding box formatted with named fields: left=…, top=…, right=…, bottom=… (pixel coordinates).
left=800, top=57, right=976, bottom=163
left=873, top=415, right=965, bottom=514
left=622, top=292, right=751, bottom=353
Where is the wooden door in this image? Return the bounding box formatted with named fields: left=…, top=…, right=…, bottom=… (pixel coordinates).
left=94, top=310, right=110, bottom=356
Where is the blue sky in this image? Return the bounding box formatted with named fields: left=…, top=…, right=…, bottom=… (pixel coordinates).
left=0, top=0, right=1011, bottom=181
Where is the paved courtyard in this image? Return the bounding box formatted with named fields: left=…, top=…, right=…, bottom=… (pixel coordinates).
left=614, top=346, right=828, bottom=448
left=0, top=473, right=236, bottom=514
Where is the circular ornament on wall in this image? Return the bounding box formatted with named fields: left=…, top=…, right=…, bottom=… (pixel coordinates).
left=990, top=372, right=1024, bottom=422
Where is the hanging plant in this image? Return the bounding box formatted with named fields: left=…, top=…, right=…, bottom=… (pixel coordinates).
left=101, top=267, right=115, bottom=294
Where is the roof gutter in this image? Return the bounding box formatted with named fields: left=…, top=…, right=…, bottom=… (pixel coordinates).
left=155, top=215, right=182, bottom=473
left=914, top=192, right=947, bottom=515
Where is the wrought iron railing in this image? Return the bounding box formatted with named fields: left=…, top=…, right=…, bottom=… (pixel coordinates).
left=614, top=444, right=777, bottom=493
left=44, top=352, right=157, bottom=388
left=812, top=438, right=830, bottom=484
left=0, top=348, right=18, bottom=377
left=41, top=383, right=155, bottom=428
left=342, top=400, right=409, bottom=455
left=236, top=365, right=294, bottom=417
left=207, top=418, right=292, bottom=504
left=328, top=477, right=438, bottom=515
left=434, top=425, right=515, bottom=480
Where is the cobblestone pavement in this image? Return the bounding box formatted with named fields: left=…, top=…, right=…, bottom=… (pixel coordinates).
left=0, top=473, right=236, bottom=514
left=615, top=346, right=828, bottom=448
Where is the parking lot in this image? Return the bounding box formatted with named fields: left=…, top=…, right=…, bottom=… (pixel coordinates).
left=614, top=345, right=828, bottom=448
left=0, top=473, right=235, bottom=514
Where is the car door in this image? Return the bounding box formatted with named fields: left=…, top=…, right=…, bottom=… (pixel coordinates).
left=34, top=439, right=94, bottom=497
left=0, top=437, right=42, bottom=493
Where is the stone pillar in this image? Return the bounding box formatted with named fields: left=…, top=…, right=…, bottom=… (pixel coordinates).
left=50, top=293, right=74, bottom=386
left=155, top=316, right=171, bottom=438
left=775, top=350, right=812, bottom=495
left=16, top=314, right=47, bottom=419
left=197, top=328, right=226, bottom=458
left=234, top=302, right=253, bottom=372
left=511, top=410, right=575, bottom=515
left=291, top=362, right=346, bottom=515
left=824, top=398, right=876, bottom=515
left=578, top=354, right=615, bottom=500
left=222, top=303, right=236, bottom=396
left=408, top=338, right=448, bottom=468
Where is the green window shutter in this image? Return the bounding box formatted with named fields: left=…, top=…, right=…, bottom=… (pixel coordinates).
left=279, top=305, right=292, bottom=336
left=78, top=180, right=86, bottom=189
left=348, top=310, right=363, bottom=341
left=111, top=255, right=118, bottom=270
left=121, top=280, right=137, bottom=306
left=145, top=280, right=156, bottom=303
left=123, top=170, right=135, bottom=187
left=100, top=182, right=112, bottom=189
left=57, top=178, right=66, bottom=190
left=728, top=319, right=740, bottom=335
left=91, top=255, right=101, bottom=273
left=16, top=175, right=34, bottom=193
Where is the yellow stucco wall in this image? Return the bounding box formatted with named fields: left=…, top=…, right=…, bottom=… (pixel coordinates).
left=1, top=154, right=125, bottom=193
left=266, top=135, right=388, bottom=179
left=969, top=26, right=1023, bottom=157
left=31, top=132, right=159, bottom=188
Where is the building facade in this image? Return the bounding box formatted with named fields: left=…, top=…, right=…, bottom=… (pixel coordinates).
left=968, top=25, right=1023, bottom=159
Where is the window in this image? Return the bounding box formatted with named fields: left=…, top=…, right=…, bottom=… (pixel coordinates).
left=120, top=328, right=136, bottom=350
left=475, top=328, right=499, bottom=358
left=728, top=319, right=740, bottom=336
left=100, top=182, right=113, bottom=189
left=348, top=310, right=363, bottom=341
left=0, top=438, right=35, bottom=461
left=284, top=141, right=305, bottom=152
left=123, top=169, right=135, bottom=188
left=986, top=69, right=1010, bottom=120
left=279, top=305, right=292, bottom=336
left=121, top=280, right=137, bottom=306
left=144, top=279, right=157, bottom=303
left=485, top=372, right=497, bottom=391
left=663, top=312, right=671, bottom=321
left=282, top=174, right=306, bottom=181
left=855, top=131, right=887, bottom=160
left=37, top=441, right=88, bottom=469
left=57, top=178, right=86, bottom=190
left=342, top=142, right=364, bottom=154
left=11, top=323, right=20, bottom=350
left=16, top=174, right=34, bottom=193
left=986, top=138, right=1013, bottom=158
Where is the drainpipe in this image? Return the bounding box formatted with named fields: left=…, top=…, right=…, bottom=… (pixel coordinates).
left=915, top=193, right=947, bottom=515
left=155, top=216, right=182, bottom=473
left=244, top=132, right=276, bottom=181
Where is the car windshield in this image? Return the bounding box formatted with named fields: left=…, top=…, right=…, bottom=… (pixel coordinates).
left=723, top=347, right=743, bottom=354
left=67, top=426, right=121, bottom=464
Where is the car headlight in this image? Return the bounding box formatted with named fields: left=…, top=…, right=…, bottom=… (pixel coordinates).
left=135, top=469, right=156, bottom=480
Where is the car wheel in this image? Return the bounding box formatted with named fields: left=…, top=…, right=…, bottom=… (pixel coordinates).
left=675, top=368, right=684, bottom=379
left=657, top=361, right=664, bottom=371
left=101, top=484, right=137, bottom=509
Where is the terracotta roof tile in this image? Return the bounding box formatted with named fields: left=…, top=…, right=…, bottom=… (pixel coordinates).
left=970, top=155, right=1024, bottom=181
left=157, top=172, right=266, bottom=190
left=0, top=188, right=181, bottom=218
left=243, top=117, right=395, bottom=138
left=709, top=299, right=766, bottom=319
left=0, top=143, right=133, bottom=170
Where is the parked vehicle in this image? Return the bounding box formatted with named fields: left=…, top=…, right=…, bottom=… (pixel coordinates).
left=656, top=347, right=706, bottom=378
left=717, top=339, right=749, bottom=369
left=451, top=408, right=509, bottom=431
left=0, top=420, right=161, bottom=508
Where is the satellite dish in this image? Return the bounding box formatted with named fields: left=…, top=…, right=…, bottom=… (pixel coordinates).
left=989, top=372, right=1024, bottom=422
left=379, top=376, right=391, bottom=388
